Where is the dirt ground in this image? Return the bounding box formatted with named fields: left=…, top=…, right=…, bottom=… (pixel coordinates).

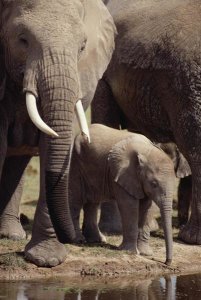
left=0, top=157, right=201, bottom=281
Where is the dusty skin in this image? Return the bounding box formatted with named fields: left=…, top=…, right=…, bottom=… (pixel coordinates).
left=0, top=158, right=201, bottom=281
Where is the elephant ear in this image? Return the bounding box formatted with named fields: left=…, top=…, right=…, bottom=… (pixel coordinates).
left=78, top=0, right=116, bottom=109
left=0, top=2, right=6, bottom=101
left=0, top=45, right=6, bottom=101
left=175, top=152, right=191, bottom=178
left=108, top=137, right=145, bottom=199
left=157, top=143, right=191, bottom=178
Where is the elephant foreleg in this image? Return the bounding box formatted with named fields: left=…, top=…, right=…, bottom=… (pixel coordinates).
left=82, top=202, right=106, bottom=243
left=69, top=160, right=86, bottom=243
left=99, top=202, right=122, bottom=234
left=179, top=165, right=201, bottom=244
left=177, top=176, right=192, bottom=227
left=0, top=156, right=30, bottom=240
left=137, top=199, right=156, bottom=256
left=114, top=184, right=139, bottom=252
left=25, top=137, right=67, bottom=267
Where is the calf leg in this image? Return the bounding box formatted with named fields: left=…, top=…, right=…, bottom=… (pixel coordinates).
left=82, top=202, right=106, bottom=243
left=137, top=199, right=154, bottom=256
left=114, top=184, right=139, bottom=252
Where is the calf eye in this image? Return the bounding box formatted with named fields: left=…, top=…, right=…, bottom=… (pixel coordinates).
left=80, top=39, right=87, bottom=53
left=151, top=181, right=158, bottom=188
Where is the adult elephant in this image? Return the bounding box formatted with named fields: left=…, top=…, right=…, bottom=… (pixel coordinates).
left=92, top=0, right=200, bottom=244
left=0, top=0, right=116, bottom=266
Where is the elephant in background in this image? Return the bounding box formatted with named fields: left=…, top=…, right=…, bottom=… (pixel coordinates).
left=177, top=176, right=192, bottom=227
left=0, top=0, right=116, bottom=267
left=70, top=124, right=176, bottom=265
left=92, top=0, right=200, bottom=244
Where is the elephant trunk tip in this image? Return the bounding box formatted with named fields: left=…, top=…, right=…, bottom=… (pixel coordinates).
left=165, top=258, right=172, bottom=266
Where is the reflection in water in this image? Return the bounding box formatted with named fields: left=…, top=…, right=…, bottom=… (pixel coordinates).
left=0, top=273, right=201, bottom=299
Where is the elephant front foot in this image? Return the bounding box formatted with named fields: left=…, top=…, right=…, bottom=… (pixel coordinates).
left=178, top=222, right=201, bottom=244
left=0, top=215, right=26, bottom=240
left=83, top=227, right=106, bottom=244
left=118, top=242, right=139, bottom=254
left=74, top=229, right=86, bottom=244
left=137, top=228, right=153, bottom=256
left=25, top=237, right=67, bottom=267
left=137, top=239, right=153, bottom=256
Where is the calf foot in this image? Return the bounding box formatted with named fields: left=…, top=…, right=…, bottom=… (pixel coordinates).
left=137, top=229, right=153, bottom=256
left=0, top=215, right=26, bottom=240
left=74, top=229, right=86, bottom=244
left=83, top=227, right=106, bottom=243
left=118, top=242, right=139, bottom=254
left=137, top=239, right=153, bottom=256
left=25, top=237, right=67, bottom=267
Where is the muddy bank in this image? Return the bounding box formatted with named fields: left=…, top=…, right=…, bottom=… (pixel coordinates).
left=0, top=158, right=201, bottom=281
left=0, top=233, right=201, bottom=281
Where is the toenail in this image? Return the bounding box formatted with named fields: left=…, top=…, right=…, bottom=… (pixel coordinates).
left=49, top=258, right=59, bottom=267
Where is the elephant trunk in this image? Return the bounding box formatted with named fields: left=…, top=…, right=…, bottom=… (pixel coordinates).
left=159, top=197, right=173, bottom=265
left=24, top=50, right=79, bottom=243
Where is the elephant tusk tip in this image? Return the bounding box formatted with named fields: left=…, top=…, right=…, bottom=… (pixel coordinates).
left=82, top=132, right=91, bottom=143
left=51, top=131, right=59, bottom=138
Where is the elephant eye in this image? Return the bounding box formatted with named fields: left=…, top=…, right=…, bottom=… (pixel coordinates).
left=80, top=39, right=87, bottom=53
left=18, top=34, right=29, bottom=48
left=151, top=180, right=158, bottom=188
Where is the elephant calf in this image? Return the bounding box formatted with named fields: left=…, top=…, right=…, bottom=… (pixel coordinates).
left=70, top=124, right=176, bottom=265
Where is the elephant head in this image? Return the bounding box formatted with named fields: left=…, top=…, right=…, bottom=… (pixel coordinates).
left=0, top=0, right=116, bottom=242
left=108, top=136, right=175, bottom=264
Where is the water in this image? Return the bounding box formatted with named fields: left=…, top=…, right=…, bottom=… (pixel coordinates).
left=0, top=273, right=201, bottom=300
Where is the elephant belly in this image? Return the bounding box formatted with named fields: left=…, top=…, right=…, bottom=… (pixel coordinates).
left=8, top=119, right=39, bottom=149
left=7, top=145, right=39, bottom=157
left=107, top=64, right=175, bottom=143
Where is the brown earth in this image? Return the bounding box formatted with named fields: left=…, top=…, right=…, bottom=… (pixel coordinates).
left=0, top=158, right=201, bottom=281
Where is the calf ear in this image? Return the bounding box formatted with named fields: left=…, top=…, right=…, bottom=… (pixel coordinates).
left=108, top=137, right=145, bottom=199
left=157, top=143, right=191, bottom=178
left=176, top=152, right=191, bottom=178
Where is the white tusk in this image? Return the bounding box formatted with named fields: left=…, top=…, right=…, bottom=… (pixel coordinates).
left=26, top=92, right=59, bottom=137
left=75, top=100, right=90, bottom=143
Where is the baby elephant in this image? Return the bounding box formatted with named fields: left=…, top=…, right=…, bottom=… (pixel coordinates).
left=70, top=124, right=175, bottom=265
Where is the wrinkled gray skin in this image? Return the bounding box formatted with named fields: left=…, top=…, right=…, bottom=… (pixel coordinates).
left=70, top=124, right=176, bottom=265
left=92, top=0, right=200, bottom=244
left=0, top=0, right=115, bottom=267
left=99, top=142, right=191, bottom=245
left=177, top=176, right=192, bottom=227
